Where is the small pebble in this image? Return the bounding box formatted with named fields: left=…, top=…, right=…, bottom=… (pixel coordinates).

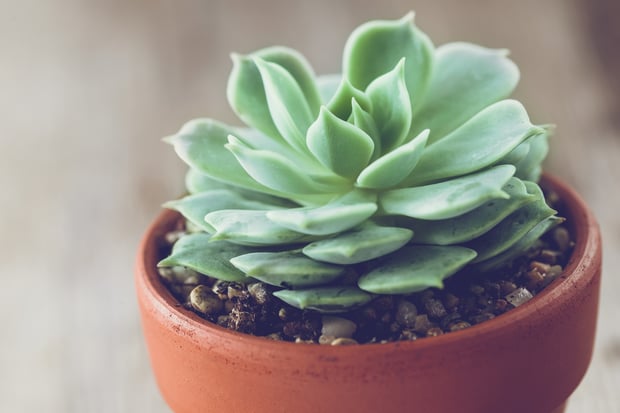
left=426, top=327, right=444, bottom=337
left=189, top=285, right=223, bottom=315
left=395, top=300, right=418, bottom=328
left=331, top=337, right=358, bottom=346
left=553, top=227, right=571, bottom=252
left=321, top=316, right=357, bottom=338
left=449, top=321, right=471, bottom=332
left=414, top=314, right=432, bottom=332
left=248, top=283, right=271, bottom=305
left=505, top=287, right=534, bottom=307
left=424, top=298, right=448, bottom=319
left=318, top=334, right=336, bottom=345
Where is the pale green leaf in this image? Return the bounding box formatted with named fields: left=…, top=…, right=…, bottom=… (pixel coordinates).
left=406, top=100, right=543, bottom=185
left=226, top=135, right=348, bottom=197
left=356, top=129, right=428, bottom=189
left=303, top=223, right=413, bottom=264
left=466, top=182, right=558, bottom=262
left=164, top=190, right=285, bottom=233
left=306, top=107, right=375, bottom=178
left=343, top=12, right=434, bottom=112
left=230, top=250, right=344, bottom=288
left=157, top=233, right=251, bottom=282
left=474, top=216, right=565, bottom=273
left=403, top=178, right=535, bottom=244
left=273, top=286, right=374, bottom=313
left=254, top=57, right=315, bottom=153
left=266, top=189, right=377, bottom=236
left=316, top=74, right=342, bottom=103
left=351, top=99, right=381, bottom=159
left=365, top=58, right=412, bottom=153
left=166, top=119, right=284, bottom=196
left=205, top=209, right=313, bottom=246
left=514, top=131, right=550, bottom=181
left=326, top=77, right=371, bottom=120
left=380, top=165, right=515, bottom=220
left=411, top=42, right=520, bottom=143
left=357, top=245, right=477, bottom=294
left=227, top=47, right=322, bottom=139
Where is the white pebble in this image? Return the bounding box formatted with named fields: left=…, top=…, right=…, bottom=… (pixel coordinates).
left=505, top=287, right=534, bottom=307
left=321, top=316, right=357, bottom=338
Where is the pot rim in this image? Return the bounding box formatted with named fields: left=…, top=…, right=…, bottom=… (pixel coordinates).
left=136, top=172, right=602, bottom=355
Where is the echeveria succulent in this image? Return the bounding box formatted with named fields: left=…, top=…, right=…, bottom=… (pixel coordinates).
left=160, top=13, right=561, bottom=313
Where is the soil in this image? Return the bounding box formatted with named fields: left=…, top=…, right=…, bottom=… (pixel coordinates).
left=156, top=189, right=573, bottom=345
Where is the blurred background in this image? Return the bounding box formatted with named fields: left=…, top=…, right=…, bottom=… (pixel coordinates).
left=1, top=0, right=618, bottom=411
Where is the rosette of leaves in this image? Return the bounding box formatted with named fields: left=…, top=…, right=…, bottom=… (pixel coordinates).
left=160, top=13, right=562, bottom=313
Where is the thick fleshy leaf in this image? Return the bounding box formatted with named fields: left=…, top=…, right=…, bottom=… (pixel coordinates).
left=467, top=182, right=558, bottom=262
left=273, top=286, right=374, bottom=313
left=316, top=74, right=342, bottom=103
left=411, top=42, right=519, bottom=143
left=164, top=190, right=285, bottom=232
left=356, top=129, right=429, bottom=189
left=514, top=130, right=550, bottom=181
left=498, top=141, right=530, bottom=166
left=365, top=58, right=412, bottom=153
left=166, top=119, right=279, bottom=195
left=357, top=246, right=477, bottom=294
left=303, top=223, right=413, bottom=264
left=226, top=135, right=348, bottom=197
left=406, top=100, right=544, bottom=185
left=380, top=165, right=515, bottom=220
left=230, top=251, right=344, bottom=288
left=205, top=209, right=313, bottom=246
left=343, top=12, right=434, bottom=112
left=403, top=178, right=535, bottom=244
left=158, top=233, right=251, bottom=282
left=351, top=99, right=381, bottom=159
left=326, top=78, right=371, bottom=120
left=227, top=47, right=322, bottom=139
left=306, top=107, right=375, bottom=178
left=266, top=189, right=377, bottom=236
left=474, top=216, right=565, bottom=273
left=254, top=57, right=315, bottom=153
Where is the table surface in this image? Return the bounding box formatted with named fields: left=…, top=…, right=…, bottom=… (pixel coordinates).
left=1, top=1, right=618, bottom=412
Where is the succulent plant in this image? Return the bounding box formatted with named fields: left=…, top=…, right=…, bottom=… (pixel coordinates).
left=159, top=13, right=562, bottom=313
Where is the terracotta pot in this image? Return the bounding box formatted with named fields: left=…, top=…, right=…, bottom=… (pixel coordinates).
left=136, top=173, right=601, bottom=413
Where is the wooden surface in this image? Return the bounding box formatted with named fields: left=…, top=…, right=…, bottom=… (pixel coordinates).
left=1, top=0, right=618, bottom=411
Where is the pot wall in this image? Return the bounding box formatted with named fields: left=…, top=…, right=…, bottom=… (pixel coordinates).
left=136, top=174, right=601, bottom=413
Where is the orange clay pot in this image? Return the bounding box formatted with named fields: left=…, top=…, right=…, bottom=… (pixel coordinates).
left=136, top=173, right=601, bottom=413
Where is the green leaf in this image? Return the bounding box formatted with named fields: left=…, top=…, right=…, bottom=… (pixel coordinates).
left=205, top=209, right=314, bottom=246
left=226, top=135, right=348, bottom=197
left=411, top=42, right=519, bottom=143
left=365, top=58, right=412, bottom=153
left=343, top=12, right=434, bottom=112
left=514, top=131, right=550, bottom=181
left=403, top=178, right=536, bottom=244
left=230, top=250, right=344, bottom=288
left=356, top=129, right=428, bottom=189
left=158, top=233, right=251, bottom=282
left=165, top=119, right=281, bottom=195
left=474, top=216, right=565, bottom=273
left=306, top=107, right=375, bottom=178
left=357, top=245, right=477, bottom=294
left=326, top=77, right=371, bottom=120
left=351, top=99, right=381, bottom=159
left=253, top=57, right=315, bottom=153
left=380, top=165, right=515, bottom=220
left=266, top=189, right=377, bottom=236
left=466, top=182, right=558, bottom=262
left=273, top=286, right=374, bottom=313
left=316, top=74, right=342, bottom=103
left=227, top=47, right=322, bottom=140
left=164, top=190, right=284, bottom=232
left=303, top=223, right=413, bottom=264
left=406, top=100, right=544, bottom=185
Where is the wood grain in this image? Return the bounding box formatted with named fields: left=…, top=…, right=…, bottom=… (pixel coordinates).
left=1, top=0, right=617, bottom=411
